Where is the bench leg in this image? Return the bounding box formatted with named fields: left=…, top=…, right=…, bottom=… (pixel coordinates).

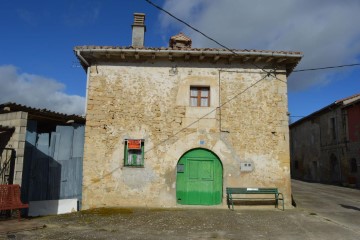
left=278, top=193, right=285, bottom=211
left=230, top=194, right=234, bottom=210
left=227, top=194, right=230, bottom=209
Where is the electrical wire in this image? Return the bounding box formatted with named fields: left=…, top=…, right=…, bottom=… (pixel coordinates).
left=145, top=0, right=283, bottom=82
left=144, top=74, right=268, bottom=153
left=145, top=0, right=360, bottom=77
left=293, top=63, right=360, bottom=72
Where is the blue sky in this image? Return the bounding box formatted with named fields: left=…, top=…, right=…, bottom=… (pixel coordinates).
left=1, top=0, right=359, bottom=119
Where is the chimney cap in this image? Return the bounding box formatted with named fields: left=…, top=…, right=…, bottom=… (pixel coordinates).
left=169, top=32, right=192, bottom=48
left=133, top=13, right=146, bottom=26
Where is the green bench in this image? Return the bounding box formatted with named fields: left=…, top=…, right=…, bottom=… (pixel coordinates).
left=226, top=187, right=284, bottom=211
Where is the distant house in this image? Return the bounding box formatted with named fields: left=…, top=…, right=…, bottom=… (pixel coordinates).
left=290, top=94, right=360, bottom=187
left=0, top=102, right=85, bottom=207
left=75, top=13, right=302, bottom=209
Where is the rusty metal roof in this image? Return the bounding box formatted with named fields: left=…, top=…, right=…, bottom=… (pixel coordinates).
left=0, top=102, right=85, bottom=124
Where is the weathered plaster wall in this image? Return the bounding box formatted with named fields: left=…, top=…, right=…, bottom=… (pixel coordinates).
left=0, top=111, right=28, bottom=185
left=82, top=61, right=292, bottom=209
left=291, top=104, right=360, bottom=187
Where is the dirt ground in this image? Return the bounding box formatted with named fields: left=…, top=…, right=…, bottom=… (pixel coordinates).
left=1, top=180, right=360, bottom=240
left=0, top=207, right=304, bottom=240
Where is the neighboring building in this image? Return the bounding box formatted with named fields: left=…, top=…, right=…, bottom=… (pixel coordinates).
left=75, top=13, right=303, bottom=209
left=290, top=94, right=360, bottom=187
left=0, top=102, right=85, bottom=205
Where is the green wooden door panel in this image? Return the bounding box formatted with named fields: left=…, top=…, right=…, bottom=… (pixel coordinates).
left=176, top=149, right=222, bottom=205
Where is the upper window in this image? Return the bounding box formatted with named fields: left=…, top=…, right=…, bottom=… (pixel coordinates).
left=124, top=139, right=144, bottom=167
left=190, top=86, right=210, bottom=107
left=330, top=117, right=336, bottom=140
left=350, top=158, right=357, bottom=173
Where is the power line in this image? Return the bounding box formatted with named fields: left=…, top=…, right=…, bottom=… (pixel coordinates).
left=146, top=0, right=360, bottom=77
left=145, top=74, right=268, bottom=153
left=143, top=0, right=289, bottom=153
left=145, top=0, right=283, bottom=82
left=145, top=0, right=251, bottom=54
left=293, top=63, right=360, bottom=72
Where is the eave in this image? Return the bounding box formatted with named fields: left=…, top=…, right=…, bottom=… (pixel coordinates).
left=74, top=46, right=303, bottom=76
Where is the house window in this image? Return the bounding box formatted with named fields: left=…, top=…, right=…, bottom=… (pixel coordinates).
left=124, top=139, right=144, bottom=167
left=330, top=117, right=336, bottom=140
left=350, top=158, right=357, bottom=173
left=190, top=86, right=210, bottom=107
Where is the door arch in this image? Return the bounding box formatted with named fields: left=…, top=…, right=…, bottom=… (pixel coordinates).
left=176, top=148, right=222, bottom=205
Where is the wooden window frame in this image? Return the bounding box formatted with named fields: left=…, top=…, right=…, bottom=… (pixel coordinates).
left=190, top=86, right=210, bottom=107
left=124, top=139, right=145, bottom=167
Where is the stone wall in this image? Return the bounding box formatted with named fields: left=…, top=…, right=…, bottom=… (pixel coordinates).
left=290, top=104, right=360, bottom=187
left=82, top=61, right=292, bottom=209
left=0, top=111, right=28, bottom=185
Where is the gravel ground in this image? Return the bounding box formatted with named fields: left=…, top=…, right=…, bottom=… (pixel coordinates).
left=2, top=207, right=351, bottom=240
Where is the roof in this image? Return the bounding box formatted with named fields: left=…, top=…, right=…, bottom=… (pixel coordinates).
left=290, top=93, right=360, bottom=128
left=335, top=93, right=360, bottom=104
left=0, top=102, right=85, bottom=124
left=74, top=45, right=303, bottom=76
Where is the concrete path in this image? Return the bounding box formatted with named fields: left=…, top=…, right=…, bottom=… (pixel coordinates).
left=292, top=179, right=360, bottom=235
left=0, top=180, right=359, bottom=240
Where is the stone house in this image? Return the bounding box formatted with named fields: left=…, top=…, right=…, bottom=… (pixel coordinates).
left=75, top=13, right=303, bottom=209
left=290, top=94, right=360, bottom=187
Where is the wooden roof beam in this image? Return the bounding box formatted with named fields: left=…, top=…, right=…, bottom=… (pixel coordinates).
left=254, top=57, right=262, bottom=62
left=265, top=57, right=273, bottom=63
left=243, top=56, right=250, bottom=62
left=184, top=54, right=190, bottom=61
left=228, top=55, right=234, bottom=64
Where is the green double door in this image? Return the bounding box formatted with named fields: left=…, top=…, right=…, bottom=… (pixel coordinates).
left=176, top=149, right=222, bottom=205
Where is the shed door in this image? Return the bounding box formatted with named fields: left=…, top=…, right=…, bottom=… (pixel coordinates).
left=176, top=149, right=222, bottom=205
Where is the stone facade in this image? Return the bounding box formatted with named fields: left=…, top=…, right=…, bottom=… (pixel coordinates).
left=290, top=94, right=360, bottom=187
left=79, top=57, right=300, bottom=209
left=0, top=111, right=28, bottom=185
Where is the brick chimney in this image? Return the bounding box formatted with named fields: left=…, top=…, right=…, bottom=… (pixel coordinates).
left=132, top=13, right=146, bottom=47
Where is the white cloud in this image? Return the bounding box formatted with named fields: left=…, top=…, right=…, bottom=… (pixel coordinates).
left=159, top=0, right=360, bottom=91
left=0, top=65, right=85, bottom=115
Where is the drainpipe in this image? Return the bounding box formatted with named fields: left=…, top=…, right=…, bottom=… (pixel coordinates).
left=75, top=50, right=90, bottom=115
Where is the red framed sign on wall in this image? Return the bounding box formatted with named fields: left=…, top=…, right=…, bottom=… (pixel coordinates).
left=127, top=139, right=142, bottom=150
